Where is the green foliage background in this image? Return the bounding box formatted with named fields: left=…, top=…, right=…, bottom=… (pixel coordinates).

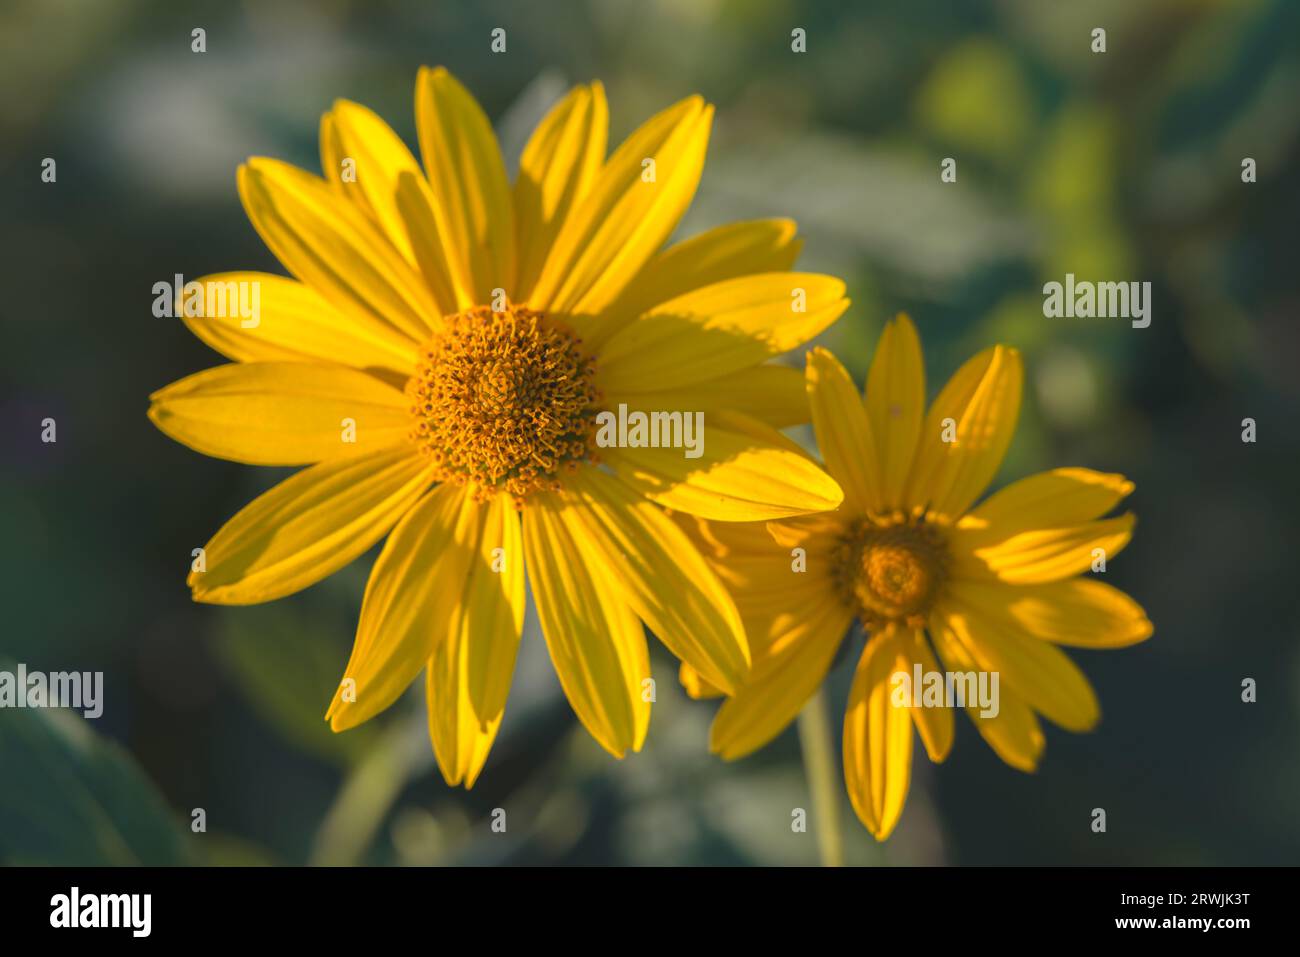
left=2, top=0, right=1298, bottom=865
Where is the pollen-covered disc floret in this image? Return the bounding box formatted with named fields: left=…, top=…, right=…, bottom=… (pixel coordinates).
left=833, top=515, right=949, bottom=631
left=406, top=304, right=600, bottom=504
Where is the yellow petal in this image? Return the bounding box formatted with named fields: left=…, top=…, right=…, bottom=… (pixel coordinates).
left=530, top=95, right=711, bottom=319
left=425, top=646, right=495, bottom=790
left=672, top=510, right=842, bottom=644
left=936, top=600, right=1100, bottom=732
left=607, top=362, right=810, bottom=430
left=563, top=466, right=751, bottom=694
left=704, top=539, right=837, bottom=638
left=512, top=83, right=608, bottom=301
left=679, top=661, right=723, bottom=699
left=602, top=410, right=843, bottom=522
left=710, top=599, right=852, bottom=760
left=329, top=99, right=423, bottom=267
left=757, top=518, right=850, bottom=633
left=949, top=578, right=1153, bottom=649
left=955, top=467, right=1135, bottom=540
left=428, top=495, right=526, bottom=787
left=462, top=492, right=526, bottom=724
left=673, top=506, right=806, bottom=563
left=238, top=158, right=439, bottom=342
left=765, top=513, right=847, bottom=553
left=746, top=581, right=844, bottom=659
left=905, top=345, right=1023, bottom=521
left=967, top=689, right=1044, bottom=772
left=319, top=111, right=347, bottom=189
left=585, top=218, right=803, bottom=353
left=597, top=272, right=849, bottom=394
left=806, top=347, right=883, bottom=512
left=523, top=494, right=650, bottom=757
left=394, top=171, right=472, bottom=315
left=178, top=272, right=419, bottom=376
left=864, top=313, right=925, bottom=508
left=426, top=647, right=491, bottom=790
left=188, top=447, right=432, bottom=604
left=950, top=513, right=1135, bottom=584
left=148, top=362, right=411, bottom=465
left=843, top=628, right=914, bottom=841
left=326, top=483, right=475, bottom=732
left=900, top=627, right=954, bottom=763
left=415, top=66, right=514, bottom=303
left=929, top=610, right=1044, bottom=771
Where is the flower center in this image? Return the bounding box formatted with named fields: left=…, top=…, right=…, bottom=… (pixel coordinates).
left=833, top=516, right=949, bottom=630
left=406, top=304, right=600, bottom=505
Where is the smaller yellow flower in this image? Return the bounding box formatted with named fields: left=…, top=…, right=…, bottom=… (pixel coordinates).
left=678, top=314, right=1154, bottom=840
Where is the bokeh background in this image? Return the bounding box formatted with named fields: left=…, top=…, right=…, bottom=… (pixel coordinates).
left=3, top=0, right=1298, bottom=866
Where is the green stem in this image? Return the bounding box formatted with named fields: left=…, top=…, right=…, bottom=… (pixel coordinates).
left=309, top=721, right=421, bottom=866
left=797, top=687, right=844, bottom=867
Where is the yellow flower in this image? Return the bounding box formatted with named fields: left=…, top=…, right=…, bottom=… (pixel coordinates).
left=148, top=67, right=848, bottom=786
left=678, top=314, right=1153, bottom=839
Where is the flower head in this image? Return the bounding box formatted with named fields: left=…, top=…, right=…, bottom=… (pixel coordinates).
left=148, top=67, right=848, bottom=786
left=679, top=314, right=1153, bottom=839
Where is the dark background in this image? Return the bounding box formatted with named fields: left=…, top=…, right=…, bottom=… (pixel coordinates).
left=2, top=0, right=1298, bottom=865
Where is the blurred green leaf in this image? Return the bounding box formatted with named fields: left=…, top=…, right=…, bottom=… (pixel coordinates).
left=213, top=603, right=378, bottom=768
left=913, top=37, right=1037, bottom=165
left=0, top=706, right=191, bottom=865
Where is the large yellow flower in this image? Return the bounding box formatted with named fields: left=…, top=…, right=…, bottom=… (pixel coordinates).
left=678, top=314, right=1153, bottom=839
left=148, top=67, right=847, bottom=786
